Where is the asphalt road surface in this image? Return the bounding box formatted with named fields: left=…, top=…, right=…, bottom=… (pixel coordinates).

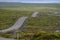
left=31, top=12, right=39, bottom=17
left=0, top=37, right=15, bottom=40
left=0, top=12, right=39, bottom=40
left=0, top=16, right=28, bottom=33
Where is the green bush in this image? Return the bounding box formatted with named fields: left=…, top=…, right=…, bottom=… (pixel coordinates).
left=32, top=32, right=60, bottom=40
left=0, top=33, right=11, bottom=38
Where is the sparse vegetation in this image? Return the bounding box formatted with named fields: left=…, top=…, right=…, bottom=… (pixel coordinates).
left=0, top=9, right=32, bottom=29
left=23, top=11, right=60, bottom=33
left=0, top=2, right=60, bottom=40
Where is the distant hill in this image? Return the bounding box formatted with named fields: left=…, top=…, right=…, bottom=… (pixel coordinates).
left=0, top=2, right=60, bottom=8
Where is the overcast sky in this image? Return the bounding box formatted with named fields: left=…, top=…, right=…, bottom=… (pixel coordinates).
left=0, top=0, right=60, bottom=3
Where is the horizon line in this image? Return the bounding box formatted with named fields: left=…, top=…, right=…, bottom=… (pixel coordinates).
left=0, top=2, right=60, bottom=3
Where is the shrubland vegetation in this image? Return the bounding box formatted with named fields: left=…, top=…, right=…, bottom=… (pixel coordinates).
left=0, top=2, right=60, bottom=40
left=24, top=11, right=60, bottom=33
left=0, top=9, right=32, bottom=29
left=1, top=31, right=60, bottom=40
left=32, top=32, right=60, bottom=40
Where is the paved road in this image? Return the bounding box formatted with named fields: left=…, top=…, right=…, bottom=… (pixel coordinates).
left=31, top=12, right=39, bottom=17
left=55, top=30, right=60, bottom=32
left=0, top=12, right=39, bottom=40
left=0, top=37, right=15, bottom=40
left=0, top=12, right=39, bottom=33
left=0, top=16, right=28, bottom=40
left=0, top=16, right=28, bottom=33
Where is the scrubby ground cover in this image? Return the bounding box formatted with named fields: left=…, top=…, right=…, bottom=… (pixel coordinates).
left=0, top=9, right=32, bottom=30
left=0, top=3, right=60, bottom=40
left=0, top=9, right=60, bottom=40
left=23, top=11, right=60, bottom=33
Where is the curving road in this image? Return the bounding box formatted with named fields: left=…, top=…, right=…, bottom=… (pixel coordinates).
left=31, top=12, right=39, bottom=17
left=0, top=16, right=28, bottom=40
left=0, top=12, right=39, bottom=40
left=0, top=16, right=28, bottom=33
left=0, top=37, right=15, bottom=40
left=0, top=12, right=39, bottom=33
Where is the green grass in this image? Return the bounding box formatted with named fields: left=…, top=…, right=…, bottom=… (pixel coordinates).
left=32, top=32, right=60, bottom=40
left=0, top=9, right=32, bottom=29
left=0, top=3, right=60, bottom=40
left=0, top=2, right=60, bottom=11
left=0, top=9, right=60, bottom=39
left=23, top=11, right=60, bottom=33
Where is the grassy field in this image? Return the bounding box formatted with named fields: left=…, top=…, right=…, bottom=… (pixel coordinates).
left=0, top=2, right=60, bottom=11
left=24, top=11, right=60, bottom=33
left=0, top=2, right=60, bottom=40
left=0, top=9, right=32, bottom=29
